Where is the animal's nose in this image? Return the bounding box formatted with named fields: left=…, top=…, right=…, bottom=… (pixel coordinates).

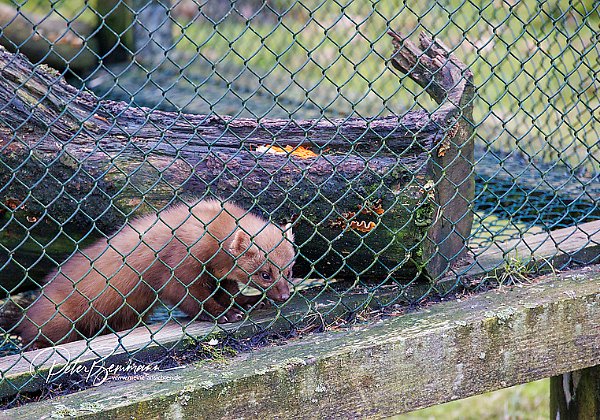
left=269, top=281, right=291, bottom=302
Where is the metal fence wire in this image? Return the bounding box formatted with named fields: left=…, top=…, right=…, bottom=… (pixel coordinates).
left=0, top=0, right=598, bottom=404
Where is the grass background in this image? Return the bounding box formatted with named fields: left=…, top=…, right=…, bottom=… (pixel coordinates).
left=394, top=379, right=549, bottom=419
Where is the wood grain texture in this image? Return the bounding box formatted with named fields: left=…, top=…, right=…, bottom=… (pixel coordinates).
left=3, top=264, right=600, bottom=418
left=0, top=279, right=404, bottom=397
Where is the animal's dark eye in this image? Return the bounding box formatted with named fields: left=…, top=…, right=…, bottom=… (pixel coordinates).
left=260, top=272, right=271, bottom=281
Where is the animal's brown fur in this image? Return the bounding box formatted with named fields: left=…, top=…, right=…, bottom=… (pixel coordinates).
left=17, top=199, right=295, bottom=348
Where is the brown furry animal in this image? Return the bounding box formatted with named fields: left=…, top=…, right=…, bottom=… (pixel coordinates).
left=18, top=199, right=295, bottom=348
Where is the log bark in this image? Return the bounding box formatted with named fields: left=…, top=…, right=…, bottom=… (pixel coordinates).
left=0, top=32, right=474, bottom=292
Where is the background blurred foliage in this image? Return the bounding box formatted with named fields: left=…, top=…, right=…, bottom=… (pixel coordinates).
left=395, top=379, right=549, bottom=419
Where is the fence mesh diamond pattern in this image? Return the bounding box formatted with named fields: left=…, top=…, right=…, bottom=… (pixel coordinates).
left=0, top=0, right=598, bottom=405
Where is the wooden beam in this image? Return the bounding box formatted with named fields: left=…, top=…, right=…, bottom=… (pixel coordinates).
left=3, top=264, right=600, bottom=418
left=452, top=219, right=600, bottom=280
left=92, top=0, right=133, bottom=63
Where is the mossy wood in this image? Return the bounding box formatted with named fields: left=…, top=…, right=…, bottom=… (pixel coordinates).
left=0, top=278, right=409, bottom=398
left=0, top=32, right=474, bottom=291
left=3, top=264, right=600, bottom=418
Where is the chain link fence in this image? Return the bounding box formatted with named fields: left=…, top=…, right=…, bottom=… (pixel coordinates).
left=0, top=0, right=598, bottom=405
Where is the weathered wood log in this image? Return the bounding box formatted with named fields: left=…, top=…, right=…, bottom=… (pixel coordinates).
left=0, top=32, right=474, bottom=293
left=0, top=4, right=98, bottom=71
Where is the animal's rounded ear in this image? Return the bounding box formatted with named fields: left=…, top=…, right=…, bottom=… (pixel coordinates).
left=283, top=223, right=294, bottom=243
left=229, top=229, right=257, bottom=256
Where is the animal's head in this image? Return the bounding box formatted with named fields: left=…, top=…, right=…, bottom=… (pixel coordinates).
left=228, top=223, right=295, bottom=302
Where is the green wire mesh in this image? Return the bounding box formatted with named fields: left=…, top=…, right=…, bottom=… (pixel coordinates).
left=0, top=0, right=598, bottom=403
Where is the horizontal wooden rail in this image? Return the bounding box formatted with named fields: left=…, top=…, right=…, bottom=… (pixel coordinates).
left=3, top=263, right=600, bottom=418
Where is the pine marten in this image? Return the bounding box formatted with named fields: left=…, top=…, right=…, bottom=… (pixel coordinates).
left=17, top=199, right=295, bottom=348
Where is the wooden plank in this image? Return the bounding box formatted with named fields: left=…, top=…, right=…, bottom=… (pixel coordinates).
left=453, top=220, right=600, bottom=279
left=3, top=264, right=600, bottom=418
left=0, top=278, right=403, bottom=397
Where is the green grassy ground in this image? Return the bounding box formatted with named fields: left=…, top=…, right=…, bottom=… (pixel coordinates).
left=394, top=379, right=549, bottom=419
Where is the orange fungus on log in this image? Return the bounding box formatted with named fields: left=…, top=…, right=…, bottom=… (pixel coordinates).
left=255, top=145, right=318, bottom=159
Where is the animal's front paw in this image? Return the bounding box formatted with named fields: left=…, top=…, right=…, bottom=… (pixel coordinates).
left=235, top=295, right=269, bottom=311
left=243, top=300, right=269, bottom=311
left=217, top=308, right=244, bottom=323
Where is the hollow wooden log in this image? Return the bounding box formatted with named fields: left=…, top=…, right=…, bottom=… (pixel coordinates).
left=0, top=32, right=474, bottom=294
